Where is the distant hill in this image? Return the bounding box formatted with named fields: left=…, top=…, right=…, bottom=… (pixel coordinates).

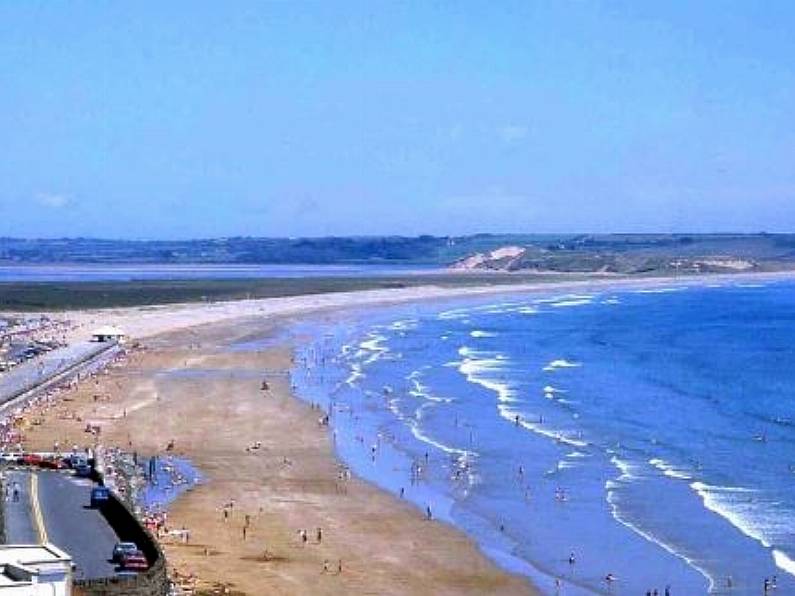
left=449, top=234, right=795, bottom=274
left=1, top=234, right=795, bottom=270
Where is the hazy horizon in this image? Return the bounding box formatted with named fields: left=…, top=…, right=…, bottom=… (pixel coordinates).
left=2, top=2, right=794, bottom=238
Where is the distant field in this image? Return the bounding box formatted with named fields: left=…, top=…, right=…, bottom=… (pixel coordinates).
left=0, top=273, right=591, bottom=311
left=3, top=233, right=795, bottom=266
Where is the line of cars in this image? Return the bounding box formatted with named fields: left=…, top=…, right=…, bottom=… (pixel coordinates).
left=90, top=485, right=149, bottom=574
left=1, top=451, right=94, bottom=477
left=1, top=451, right=150, bottom=574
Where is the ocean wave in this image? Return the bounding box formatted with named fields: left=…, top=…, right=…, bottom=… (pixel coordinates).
left=550, top=298, right=593, bottom=308
left=543, top=359, right=581, bottom=372
left=535, top=293, right=594, bottom=305
left=606, top=476, right=715, bottom=590
left=499, top=404, right=589, bottom=448
left=610, top=456, right=644, bottom=482
left=357, top=332, right=390, bottom=365
left=773, top=549, right=795, bottom=577
left=437, top=307, right=471, bottom=320
left=648, top=458, right=693, bottom=481
left=456, top=346, right=517, bottom=404
left=407, top=375, right=453, bottom=404
left=402, top=408, right=479, bottom=488
left=543, top=385, right=565, bottom=394
left=557, top=460, right=580, bottom=469
left=470, top=330, right=498, bottom=338
left=437, top=302, right=518, bottom=321
left=689, top=481, right=777, bottom=550
left=388, top=318, right=419, bottom=331
left=345, top=363, right=365, bottom=386
left=634, top=287, right=684, bottom=294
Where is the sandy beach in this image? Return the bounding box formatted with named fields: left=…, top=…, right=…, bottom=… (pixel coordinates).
left=19, top=311, right=537, bottom=595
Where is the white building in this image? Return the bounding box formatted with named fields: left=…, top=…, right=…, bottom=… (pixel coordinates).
left=0, top=544, right=73, bottom=595
left=90, top=325, right=126, bottom=343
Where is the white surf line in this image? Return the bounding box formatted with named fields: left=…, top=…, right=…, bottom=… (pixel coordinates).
left=606, top=457, right=716, bottom=591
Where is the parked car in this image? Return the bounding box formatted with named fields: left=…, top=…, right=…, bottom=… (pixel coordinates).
left=74, top=463, right=92, bottom=478
left=90, top=486, right=110, bottom=508
left=120, top=550, right=148, bottom=572
left=111, top=542, right=139, bottom=563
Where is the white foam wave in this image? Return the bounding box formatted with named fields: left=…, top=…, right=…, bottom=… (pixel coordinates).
left=610, top=456, right=644, bottom=481
left=557, top=460, right=580, bottom=469
left=535, top=293, right=594, bottom=305
left=499, top=404, right=589, bottom=448
left=388, top=318, right=419, bottom=331
left=606, top=474, right=715, bottom=590
left=456, top=346, right=517, bottom=404
left=649, top=458, right=692, bottom=480
left=634, top=287, right=683, bottom=294
left=470, top=330, right=498, bottom=338
left=437, top=302, right=517, bottom=321
left=345, top=363, right=364, bottom=386
left=358, top=333, right=390, bottom=365
left=543, top=359, right=581, bottom=372
left=543, top=385, right=565, bottom=394
left=407, top=376, right=452, bottom=404
left=773, top=549, right=795, bottom=578
left=550, top=298, right=593, bottom=308
left=690, top=481, right=774, bottom=549
left=404, top=409, right=479, bottom=488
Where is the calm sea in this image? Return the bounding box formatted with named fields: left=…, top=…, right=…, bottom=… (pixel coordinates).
left=292, top=280, right=795, bottom=595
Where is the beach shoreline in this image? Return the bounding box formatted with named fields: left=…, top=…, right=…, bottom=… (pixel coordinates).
left=7, top=269, right=795, bottom=594
left=11, top=269, right=794, bottom=346
left=17, top=310, right=539, bottom=595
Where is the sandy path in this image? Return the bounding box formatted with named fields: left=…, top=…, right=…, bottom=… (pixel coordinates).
left=23, top=317, right=536, bottom=596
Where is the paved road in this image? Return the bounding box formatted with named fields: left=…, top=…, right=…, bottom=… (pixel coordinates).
left=4, top=470, right=121, bottom=580
left=3, top=470, right=38, bottom=543
left=0, top=341, right=117, bottom=411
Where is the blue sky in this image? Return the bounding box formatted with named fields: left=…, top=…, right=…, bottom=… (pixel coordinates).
left=1, top=1, right=794, bottom=238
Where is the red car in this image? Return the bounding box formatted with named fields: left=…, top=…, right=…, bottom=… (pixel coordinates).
left=120, top=551, right=148, bottom=572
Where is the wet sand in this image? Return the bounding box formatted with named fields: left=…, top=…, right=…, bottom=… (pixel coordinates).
left=22, top=315, right=537, bottom=595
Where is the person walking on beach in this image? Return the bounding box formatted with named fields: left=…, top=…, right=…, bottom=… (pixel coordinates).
left=426, top=505, right=433, bottom=520
left=316, top=527, right=322, bottom=544
left=568, top=552, right=576, bottom=566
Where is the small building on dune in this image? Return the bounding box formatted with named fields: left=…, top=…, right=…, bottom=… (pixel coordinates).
left=91, top=326, right=126, bottom=343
